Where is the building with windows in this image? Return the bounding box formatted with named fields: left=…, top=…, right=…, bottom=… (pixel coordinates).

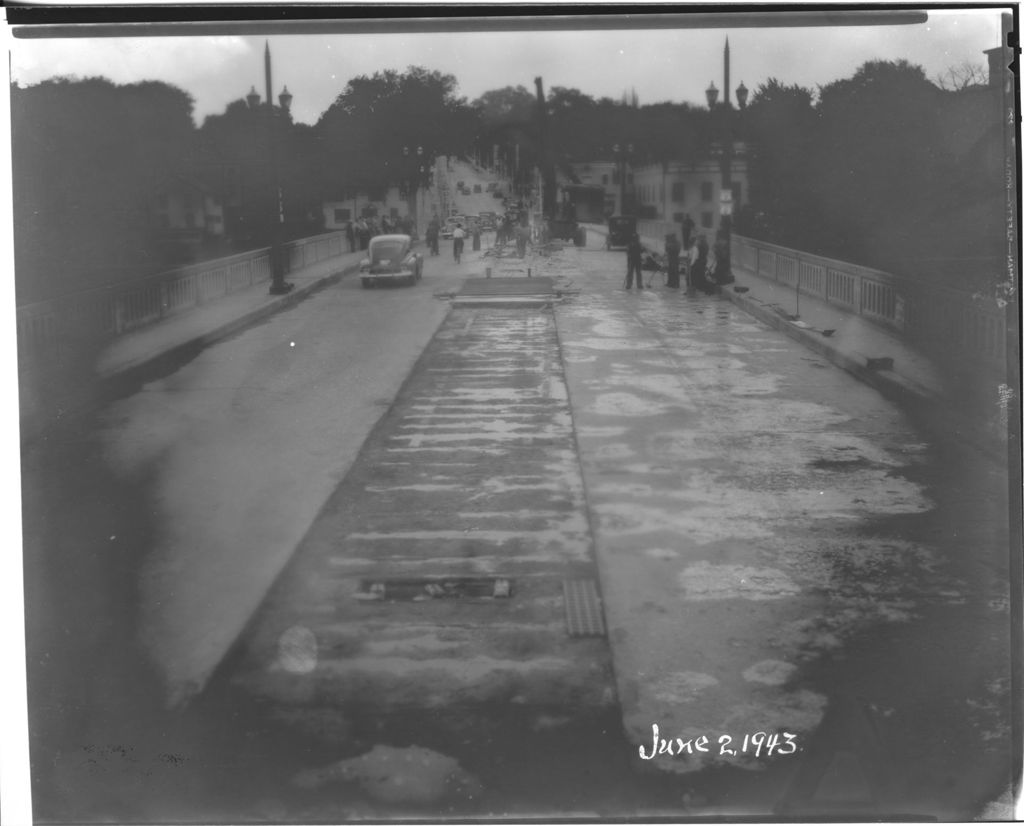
left=566, top=160, right=623, bottom=215
left=567, top=145, right=748, bottom=232
left=631, top=147, right=749, bottom=235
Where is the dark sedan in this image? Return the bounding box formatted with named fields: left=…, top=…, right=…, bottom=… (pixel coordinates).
left=359, top=234, right=423, bottom=287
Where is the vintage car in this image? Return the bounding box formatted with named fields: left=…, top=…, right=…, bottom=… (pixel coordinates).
left=606, top=214, right=637, bottom=249
left=359, top=234, right=423, bottom=287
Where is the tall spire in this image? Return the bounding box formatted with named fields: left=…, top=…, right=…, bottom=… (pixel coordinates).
left=264, top=40, right=272, bottom=109
left=724, top=37, right=731, bottom=107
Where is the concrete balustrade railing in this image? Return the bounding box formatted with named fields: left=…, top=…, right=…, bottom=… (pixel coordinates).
left=16, top=231, right=347, bottom=375
left=732, top=234, right=1006, bottom=370
left=595, top=219, right=1005, bottom=376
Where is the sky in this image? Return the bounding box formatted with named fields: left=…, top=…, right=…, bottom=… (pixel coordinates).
left=7, top=8, right=1007, bottom=127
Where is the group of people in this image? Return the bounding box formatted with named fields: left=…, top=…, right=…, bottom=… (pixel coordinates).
left=624, top=213, right=731, bottom=295
left=345, top=215, right=416, bottom=252
left=423, top=218, right=469, bottom=261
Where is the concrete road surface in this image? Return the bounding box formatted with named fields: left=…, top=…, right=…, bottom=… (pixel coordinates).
left=21, top=225, right=1012, bottom=822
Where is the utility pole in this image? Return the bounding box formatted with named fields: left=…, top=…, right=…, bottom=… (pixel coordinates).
left=534, top=77, right=557, bottom=222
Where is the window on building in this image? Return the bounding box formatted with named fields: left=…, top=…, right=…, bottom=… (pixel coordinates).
left=701, top=182, right=713, bottom=202
left=731, top=183, right=742, bottom=205
left=602, top=174, right=609, bottom=185
left=612, top=169, right=620, bottom=185
left=671, top=182, right=685, bottom=202
left=390, top=207, right=400, bottom=219
left=333, top=208, right=351, bottom=222
left=701, top=211, right=713, bottom=228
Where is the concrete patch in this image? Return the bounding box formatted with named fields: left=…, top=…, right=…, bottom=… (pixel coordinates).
left=292, top=744, right=482, bottom=805
left=742, top=660, right=797, bottom=686
left=677, top=562, right=802, bottom=600
left=649, top=671, right=720, bottom=703
left=591, top=392, right=678, bottom=416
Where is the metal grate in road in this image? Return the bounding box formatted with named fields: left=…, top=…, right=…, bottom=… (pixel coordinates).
left=563, top=579, right=606, bottom=637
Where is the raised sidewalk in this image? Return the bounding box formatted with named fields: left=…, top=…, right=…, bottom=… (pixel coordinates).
left=582, top=222, right=1008, bottom=459
left=96, top=250, right=365, bottom=385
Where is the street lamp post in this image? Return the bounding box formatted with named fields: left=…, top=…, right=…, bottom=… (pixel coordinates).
left=402, top=145, right=419, bottom=234
left=705, top=72, right=748, bottom=283
left=612, top=142, right=634, bottom=215
left=264, top=44, right=294, bottom=296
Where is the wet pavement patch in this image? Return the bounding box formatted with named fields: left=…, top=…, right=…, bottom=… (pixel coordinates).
left=355, top=576, right=512, bottom=601
left=810, top=457, right=874, bottom=471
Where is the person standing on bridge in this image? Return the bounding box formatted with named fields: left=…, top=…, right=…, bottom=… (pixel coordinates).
left=426, top=218, right=440, bottom=256
left=681, top=213, right=695, bottom=251
left=625, top=232, right=644, bottom=290
left=665, top=233, right=681, bottom=289
left=515, top=222, right=530, bottom=258
left=452, top=223, right=465, bottom=263
left=690, top=234, right=711, bottom=294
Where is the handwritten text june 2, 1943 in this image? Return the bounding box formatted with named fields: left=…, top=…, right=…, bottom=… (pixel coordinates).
left=638, top=724, right=799, bottom=760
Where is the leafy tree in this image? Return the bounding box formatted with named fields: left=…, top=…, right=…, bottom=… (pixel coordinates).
left=742, top=78, right=822, bottom=247
left=474, top=85, right=536, bottom=128
left=811, top=60, right=953, bottom=266
left=198, top=95, right=325, bottom=244
left=317, top=66, right=476, bottom=200
left=12, top=76, right=196, bottom=302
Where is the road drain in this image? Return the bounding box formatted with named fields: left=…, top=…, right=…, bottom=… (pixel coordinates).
left=355, top=577, right=511, bottom=601
left=563, top=579, right=607, bottom=637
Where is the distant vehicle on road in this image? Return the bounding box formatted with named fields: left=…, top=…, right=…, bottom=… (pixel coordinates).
left=473, top=183, right=482, bottom=193
left=442, top=216, right=465, bottom=238
left=486, top=182, right=497, bottom=192
left=359, top=234, right=423, bottom=288
left=546, top=201, right=586, bottom=247
left=479, top=211, right=497, bottom=229
left=606, top=215, right=637, bottom=249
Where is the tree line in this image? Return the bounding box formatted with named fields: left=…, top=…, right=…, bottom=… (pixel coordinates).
left=12, top=58, right=1001, bottom=304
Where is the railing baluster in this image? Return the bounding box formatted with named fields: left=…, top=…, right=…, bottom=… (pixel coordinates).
left=732, top=234, right=1003, bottom=371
